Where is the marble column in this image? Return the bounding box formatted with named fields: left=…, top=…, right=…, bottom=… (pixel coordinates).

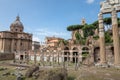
left=111, top=8, right=120, bottom=65
left=98, top=13, right=106, bottom=64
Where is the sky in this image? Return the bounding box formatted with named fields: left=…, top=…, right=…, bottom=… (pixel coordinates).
left=0, top=0, right=104, bottom=42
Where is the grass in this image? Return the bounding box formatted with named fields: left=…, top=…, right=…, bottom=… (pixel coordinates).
left=67, top=76, right=75, bottom=80
left=67, top=67, right=120, bottom=80
left=0, top=67, right=120, bottom=80
left=0, top=60, right=120, bottom=80
left=0, top=66, right=16, bottom=80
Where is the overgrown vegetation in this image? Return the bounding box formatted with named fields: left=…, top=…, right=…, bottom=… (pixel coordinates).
left=105, top=31, right=113, bottom=43
left=67, top=17, right=120, bottom=44
left=82, top=52, right=89, bottom=57
left=58, top=40, right=69, bottom=45
left=67, top=25, right=84, bottom=31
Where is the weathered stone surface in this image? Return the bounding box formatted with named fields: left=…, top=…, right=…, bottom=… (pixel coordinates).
left=37, top=68, right=67, bottom=80
left=2, top=72, right=10, bottom=76
left=98, top=13, right=107, bottom=65
left=32, top=70, right=40, bottom=79
left=0, top=53, right=14, bottom=60
left=25, top=65, right=39, bottom=78
left=112, top=8, right=120, bottom=65
left=0, top=67, right=7, bottom=71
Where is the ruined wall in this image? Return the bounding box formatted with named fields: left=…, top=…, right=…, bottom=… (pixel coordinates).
left=0, top=53, right=14, bottom=60
left=92, top=46, right=114, bottom=64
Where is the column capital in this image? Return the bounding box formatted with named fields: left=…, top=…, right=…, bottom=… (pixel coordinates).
left=111, top=8, right=117, bottom=21
left=98, top=12, right=103, bottom=20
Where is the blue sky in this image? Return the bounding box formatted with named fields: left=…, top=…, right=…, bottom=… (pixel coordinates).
left=0, top=0, right=103, bottom=42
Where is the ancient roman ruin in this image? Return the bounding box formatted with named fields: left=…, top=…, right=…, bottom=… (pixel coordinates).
left=99, top=0, right=120, bottom=66
left=0, top=0, right=120, bottom=68
left=0, top=16, right=32, bottom=60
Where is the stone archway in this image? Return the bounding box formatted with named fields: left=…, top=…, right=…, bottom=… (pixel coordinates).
left=64, top=47, right=70, bottom=62
left=81, top=47, right=89, bottom=63
left=72, top=47, right=78, bottom=63
left=20, top=55, right=24, bottom=60
left=94, top=47, right=100, bottom=63
left=107, top=46, right=114, bottom=64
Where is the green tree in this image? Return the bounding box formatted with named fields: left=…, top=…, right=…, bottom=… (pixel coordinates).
left=75, top=31, right=82, bottom=44
left=58, top=40, right=68, bottom=45
left=67, top=25, right=84, bottom=31
left=105, top=31, right=112, bottom=43
left=82, top=24, right=94, bottom=37
left=74, top=31, right=86, bottom=45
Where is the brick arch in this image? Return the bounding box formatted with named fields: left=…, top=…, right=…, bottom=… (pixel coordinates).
left=81, top=46, right=90, bottom=62
left=64, top=47, right=69, bottom=50
left=71, top=45, right=80, bottom=50
left=73, top=47, right=78, bottom=50
left=64, top=46, right=70, bottom=62
left=64, top=46, right=70, bottom=50
left=93, top=47, right=100, bottom=63
left=81, top=46, right=90, bottom=50
left=71, top=47, right=79, bottom=63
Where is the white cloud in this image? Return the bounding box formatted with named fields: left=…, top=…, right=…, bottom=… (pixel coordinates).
left=33, top=36, right=40, bottom=42
left=29, top=28, right=71, bottom=42
left=33, top=28, right=69, bottom=37
left=0, top=24, right=8, bottom=31
left=86, top=0, right=94, bottom=4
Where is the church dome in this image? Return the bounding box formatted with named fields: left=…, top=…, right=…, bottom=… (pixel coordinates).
left=10, top=16, right=24, bottom=32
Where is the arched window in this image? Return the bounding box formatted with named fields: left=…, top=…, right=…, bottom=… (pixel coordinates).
left=64, top=47, right=70, bottom=62
left=72, top=47, right=78, bottom=63
left=16, top=29, right=18, bottom=31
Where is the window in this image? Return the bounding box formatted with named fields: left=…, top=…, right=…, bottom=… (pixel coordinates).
left=16, top=29, right=17, bottom=31
left=15, top=43, right=16, bottom=46
left=21, top=42, right=22, bottom=46
left=14, top=49, right=16, bottom=52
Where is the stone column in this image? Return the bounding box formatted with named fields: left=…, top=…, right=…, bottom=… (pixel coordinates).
left=17, top=39, right=21, bottom=52
left=70, top=51, right=73, bottom=62
left=11, top=39, right=14, bottom=53
left=1, top=39, right=4, bottom=52
left=67, top=52, right=69, bottom=66
left=111, top=8, right=120, bottom=65
left=98, top=13, right=106, bottom=64
left=78, top=50, right=82, bottom=63
left=2, top=39, right=5, bottom=53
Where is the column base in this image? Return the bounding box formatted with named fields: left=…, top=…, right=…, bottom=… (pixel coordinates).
left=114, top=64, right=120, bottom=69
left=95, top=63, right=108, bottom=68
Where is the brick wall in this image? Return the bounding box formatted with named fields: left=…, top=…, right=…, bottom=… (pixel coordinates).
left=0, top=53, right=14, bottom=60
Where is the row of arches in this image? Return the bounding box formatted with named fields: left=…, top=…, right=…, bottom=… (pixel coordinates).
left=94, top=46, right=114, bottom=64
left=64, top=46, right=89, bottom=63
left=64, top=46, right=114, bottom=64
